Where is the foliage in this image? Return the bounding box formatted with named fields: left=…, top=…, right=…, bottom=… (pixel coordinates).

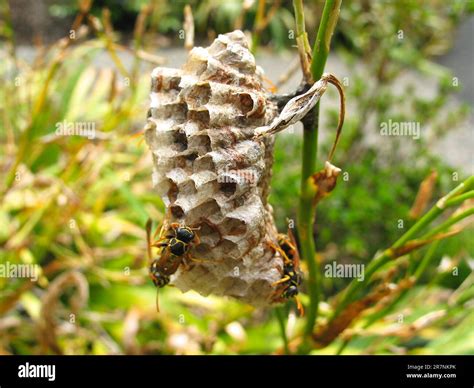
left=0, top=0, right=472, bottom=355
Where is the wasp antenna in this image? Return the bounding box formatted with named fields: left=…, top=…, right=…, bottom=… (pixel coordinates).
left=146, top=218, right=153, bottom=265
left=296, top=297, right=305, bottom=317
left=153, top=221, right=164, bottom=240
left=155, top=288, right=160, bottom=313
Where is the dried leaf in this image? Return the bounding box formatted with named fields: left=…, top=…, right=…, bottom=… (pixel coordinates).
left=38, top=271, right=89, bottom=354
left=183, top=5, right=195, bottom=50
left=310, top=161, right=342, bottom=206
left=313, top=277, right=413, bottom=348
left=254, top=73, right=345, bottom=159
left=409, top=170, right=438, bottom=219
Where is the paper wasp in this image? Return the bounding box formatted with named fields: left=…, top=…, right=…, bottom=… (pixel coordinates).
left=146, top=218, right=201, bottom=311
left=270, top=230, right=304, bottom=315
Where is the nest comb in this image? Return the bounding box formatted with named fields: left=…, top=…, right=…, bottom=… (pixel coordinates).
left=144, top=30, right=284, bottom=306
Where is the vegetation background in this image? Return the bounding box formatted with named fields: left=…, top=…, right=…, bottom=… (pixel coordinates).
left=0, top=0, right=473, bottom=354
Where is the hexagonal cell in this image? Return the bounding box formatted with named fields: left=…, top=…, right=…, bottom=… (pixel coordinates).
left=187, top=109, right=210, bottom=127
left=193, top=242, right=213, bottom=257
left=218, top=179, right=237, bottom=197
left=154, top=102, right=188, bottom=124
left=202, top=60, right=237, bottom=85
left=220, top=276, right=248, bottom=297
left=172, top=129, right=188, bottom=152
left=207, top=127, right=238, bottom=149
left=170, top=204, right=185, bottom=219
left=151, top=72, right=182, bottom=93
left=220, top=217, right=247, bottom=236
left=185, top=152, right=199, bottom=162
left=219, top=238, right=239, bottom=255
left=186, top=199, right=221, bottom=225
left=188, top=135, right=212, bottom=158
left=183, top=82, right=211, bottom=107
left=247, top=278, right=274, bottom=300
left=237, top=93, right=266, bottom=118
left=183, top=47, right=209, bottom=76
left=193, top=220, right=222, bottom=248
left=178, top=179, right=197, bottom=197
left=166, top=179, right=179, bottom=203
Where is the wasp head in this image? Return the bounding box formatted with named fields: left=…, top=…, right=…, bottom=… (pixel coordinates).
left=149, top=261, right=170, bottom=288
left=283, top=285, right=299, bottom=298
left=174, top=226, right=195, bottom=243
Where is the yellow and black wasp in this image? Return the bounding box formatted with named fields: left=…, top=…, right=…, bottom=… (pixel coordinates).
left=146, top=218, right=200, bottom=311
left=270, top=230, right=304, bottom=316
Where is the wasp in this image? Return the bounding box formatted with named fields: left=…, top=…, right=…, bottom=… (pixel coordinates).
left=146, top=218, right=200, bottom=311
left=270, top=230, right=304, bottom=316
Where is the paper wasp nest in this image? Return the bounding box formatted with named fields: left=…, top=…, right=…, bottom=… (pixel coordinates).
left=144, top=30, right=284, bottom=306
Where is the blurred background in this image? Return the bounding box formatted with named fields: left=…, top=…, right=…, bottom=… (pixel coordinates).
left=0, top=0, right=473, bottom=355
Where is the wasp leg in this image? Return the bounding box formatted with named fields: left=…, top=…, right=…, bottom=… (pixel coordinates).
left=272, top=275, right=291, bottom=287
left=189, top=256, right=222, bottom=264
left=182, top=258, right=192, bottom=271
left=267, top=240, right=292, bottom=265
left=151, top=236, right=169, bottom=244
left=184, top=251, right=223, bottom=265
left=152, top=220, right=174, bottom=239
left=169, top=222, right=181, bottom=230
left=152, top=219, right=167, bottom=240
left=295, top=297, right=305, bottom=317
left=152, top=241, right=169, bottom=249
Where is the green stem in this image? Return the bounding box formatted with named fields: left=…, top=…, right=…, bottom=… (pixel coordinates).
left=293, top=0, right=312, bottom=80
left=444, top=190, right=474, bottom=208
left=274, top=307, right=290, bottom=354
left=332, top=176, right=474, bottom=318
left=251, top=0, right=265, bottom=54
left=421, top=207, right=474, bottom=240
left=340, top=240, right=440, bottom=353
left=413, top=240, right=440, bottom=279
left=310, top=0, right=341, bottom=79
left=293, top=0, right=306, bottom=39
left=297, top=0, right=342, bottom=340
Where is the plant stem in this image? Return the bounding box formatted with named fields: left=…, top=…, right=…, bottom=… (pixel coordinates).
left=274, top=307, right=290, bottom=354
left=413, top=240, right=440, bottom=279
left=310, top=0, right=341, bottom=80
left=444, top=190, right=474, bottom=208
left=293, top=0, right=312, bottom=81
left=297, top=0, right=342, bottom=340
left=251, top=0, right=266, bottom=54
left=421, top=207, right=474, bottom=240
left=332, top=176, right=474, bottom=318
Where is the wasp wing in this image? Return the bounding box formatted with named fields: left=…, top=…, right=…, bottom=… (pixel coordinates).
left=287, top=228, right=301, bottom=269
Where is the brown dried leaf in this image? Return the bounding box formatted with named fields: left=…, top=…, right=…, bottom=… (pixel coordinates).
left=312, top=276, right=413, bottom=348
left=183, top=5, right=195, bottom=50
left=38, top=271, right=89, bottom=354
left=310, top=161, right=342, bottom=206
left=409, top=170, right=438, bottom=219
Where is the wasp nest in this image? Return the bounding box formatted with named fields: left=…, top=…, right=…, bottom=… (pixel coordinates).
left=144, top=30, right=285, bottom=306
